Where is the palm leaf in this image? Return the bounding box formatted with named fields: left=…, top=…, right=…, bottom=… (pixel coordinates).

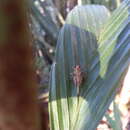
left=105, top=102, right=122, bottom=130
left=66, top=5, right=110, bottom=38
left=31, top=2, right=59, bottom=41
left=79, top=0, right=121, bottom=11
left=49, top=1, right=130, bottom=130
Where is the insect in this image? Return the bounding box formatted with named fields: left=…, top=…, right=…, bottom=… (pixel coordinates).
left=71, top=65, right=84, bottom=96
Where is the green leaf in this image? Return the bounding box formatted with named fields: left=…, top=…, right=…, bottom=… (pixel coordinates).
left=79, top=0, right=121, bottom=11
left=66, top=5, right=110, bottom=38
left=105, top=102, right=122, bottom=130
left=113, top=102, right=123, bottom=130
left=49, top=1, right=130, bottom=130
left=31, top=2, right=59, bottom=41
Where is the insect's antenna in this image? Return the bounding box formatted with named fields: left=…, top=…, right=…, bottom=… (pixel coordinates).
left=72, top=64, right=76, bottom=69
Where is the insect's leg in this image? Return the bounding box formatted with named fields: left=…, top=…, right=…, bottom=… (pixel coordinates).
left=70, top=72, right=73, bottom=79
left=72, top=65, right=76, bottom=69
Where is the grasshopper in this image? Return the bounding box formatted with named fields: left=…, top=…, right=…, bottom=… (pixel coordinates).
left=71, top=65, right=85, bottom=96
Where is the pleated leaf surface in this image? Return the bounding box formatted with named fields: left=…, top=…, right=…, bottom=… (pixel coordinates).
left=49, top=1, right=130, bottom=130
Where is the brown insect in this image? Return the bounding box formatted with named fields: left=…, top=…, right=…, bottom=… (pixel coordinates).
left=71, top=65, right=84, bottom=96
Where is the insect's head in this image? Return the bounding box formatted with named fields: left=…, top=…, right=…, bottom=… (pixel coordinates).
left=74, top=65, right=81, bottom=70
